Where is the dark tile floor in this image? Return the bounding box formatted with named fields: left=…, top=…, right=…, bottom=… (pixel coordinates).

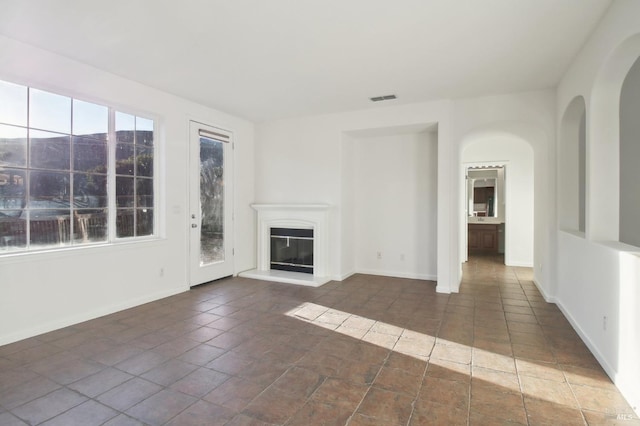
left=1, top=255, right=638, bottom=425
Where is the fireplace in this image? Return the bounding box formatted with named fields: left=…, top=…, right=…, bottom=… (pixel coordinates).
left=239, top=204, right=331, bottom=286
left=270, top=228, right=314, bottom=274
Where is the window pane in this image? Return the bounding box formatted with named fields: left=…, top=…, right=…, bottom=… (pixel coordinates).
left=0, top=212, right=27, bottom=250
left=74, top=209, right=107, bottom=243
left=115, top=112, right=135, bottom=143
left=136, top=178, right=153, bottom=207
left=30, top=209, right=71, bottom=247
left=136, top=117, right=154, bottom=146
left=0, top=124, right=27, bottom=167
left=116, top=143, right=135, bottom=175
left=29, top=89, right=71, bottom=133
left=136, top=145, right=153, bottom=177
left=136, top=130, right=153, bottom=146
left=200, top=137, right=224, bottom=167
left=30, top=130, right=71, bottom=170
left=30, top=171, right=70, bottom=208
left=116, top=176, right=134, bottom=207
left=0, top=80, right=27, bottom=127
left=73, top=136, right=107, bottom=173
left=72, top=99, right=108, bottom=139
left=0, top=168, right=26, bottom=210
left=137, top=209, right=153, bottom=236
left=200, top=137, right=224, bottom=264
left=116, top=209, right=134, bottom=237
left=136, top=117, right=154, bottom=131
left=74, top=173, right=107, bottom=208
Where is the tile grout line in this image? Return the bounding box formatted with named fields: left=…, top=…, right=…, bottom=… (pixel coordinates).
left=467, top=293, right=476, bottom=426
left=345, top=335, right=398, bottom=425
left=512, top=272, right=533, bottom=426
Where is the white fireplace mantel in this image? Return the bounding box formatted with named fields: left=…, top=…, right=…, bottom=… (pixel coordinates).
left=239, top=204, right=332, bottom=286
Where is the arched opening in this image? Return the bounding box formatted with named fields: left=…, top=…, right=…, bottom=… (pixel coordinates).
left=559, top=96, right=587, bottom=233
left=588, top=34, right=640, bottom=241
left=619, top=56, right=640, bottom=247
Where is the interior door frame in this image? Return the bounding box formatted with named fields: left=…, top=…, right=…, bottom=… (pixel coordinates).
left=188, top=120, right=234, bottom=287
left=462, top=161, right=508, bottom=264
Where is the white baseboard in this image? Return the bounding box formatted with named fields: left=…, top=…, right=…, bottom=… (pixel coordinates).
left=554, top=299, right=617, bottom=384
left=0, top=286, right=189, bottom=346
left=532, top=279, right=557, bottom=303
left=334, top=270, right=356, bottom=281
left=355, top=269, right=437, bottom=281
left=537, top=281, right=619, bottom=387
left=536, top=286, right=637, bottom=415
left=505, top=260, right=534, bottom=268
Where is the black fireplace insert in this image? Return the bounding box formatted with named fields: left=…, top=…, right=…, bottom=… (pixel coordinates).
left=270, top=227, right=314, bottom=274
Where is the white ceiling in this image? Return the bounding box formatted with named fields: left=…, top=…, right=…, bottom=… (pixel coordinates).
left=0, top=0, right=612, bottom=122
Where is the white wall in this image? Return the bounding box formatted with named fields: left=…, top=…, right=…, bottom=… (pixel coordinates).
left=339, top=134, right=357, bottom=280
left=556, top=0, right=640, bottom=414
left=255, top=102, right=455, bottom=292
left=0, top=36, right=255, bottom=345
left=352, top=131, right=437, bottom=280
left=255, top=91, right=556, bottom=294
left=463, top=138, right=534, bottom=267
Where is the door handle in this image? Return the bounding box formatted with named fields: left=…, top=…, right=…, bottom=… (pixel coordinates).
left=191, top=224, right=198, bottom=228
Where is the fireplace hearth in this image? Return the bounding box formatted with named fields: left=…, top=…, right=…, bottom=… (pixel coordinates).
left=239, top=203, right=331, bottom=286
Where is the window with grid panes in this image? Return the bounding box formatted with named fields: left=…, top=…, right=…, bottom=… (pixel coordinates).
left=0, top=79, right=155, bottom=253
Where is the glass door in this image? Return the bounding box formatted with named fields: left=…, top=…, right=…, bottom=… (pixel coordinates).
left=189, top=121, right=233, bottom=286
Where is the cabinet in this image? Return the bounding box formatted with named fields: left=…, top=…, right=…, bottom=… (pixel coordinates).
left=468, top=223, right=499, bottom=254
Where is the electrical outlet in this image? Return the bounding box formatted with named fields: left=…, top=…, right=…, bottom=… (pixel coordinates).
left=603, top=315, right=607, bottom=331
left=160, top=267, right=165, bottom=277
left=400, top=253, right=405, bottom=261
left=377, top=251, right=382, bottom=260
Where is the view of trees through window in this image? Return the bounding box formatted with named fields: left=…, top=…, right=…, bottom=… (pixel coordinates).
left=0, top=79, right=155, bottom=253
left=199, top=136, right=224, bottom=264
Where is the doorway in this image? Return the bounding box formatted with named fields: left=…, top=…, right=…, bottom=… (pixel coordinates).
left=466, top=165, right=506, bottom=260
left=189, top=121, right=234, bottom=286
left=462, top=137, right=534, bottom=269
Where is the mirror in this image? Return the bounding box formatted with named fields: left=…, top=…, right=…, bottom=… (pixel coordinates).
left=472, top=178, right=496, bottom=217
left=467, top=167, right=502, bottom=218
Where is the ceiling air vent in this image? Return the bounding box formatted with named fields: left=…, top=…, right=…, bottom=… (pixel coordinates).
left=370, top=94, right=397, bottom=102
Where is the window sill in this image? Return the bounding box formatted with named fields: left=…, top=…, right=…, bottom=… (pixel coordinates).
left=0, top=236, right=166, bottom=264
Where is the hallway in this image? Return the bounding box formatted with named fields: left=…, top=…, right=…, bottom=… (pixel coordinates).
left=0, top=258, right=637, bottom=424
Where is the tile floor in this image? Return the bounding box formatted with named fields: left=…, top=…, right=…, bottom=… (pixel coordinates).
left=0, top=255, right=638, bottom=425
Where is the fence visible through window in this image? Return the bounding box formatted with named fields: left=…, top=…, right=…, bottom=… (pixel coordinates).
left=0, top=79, right=156, bottom=253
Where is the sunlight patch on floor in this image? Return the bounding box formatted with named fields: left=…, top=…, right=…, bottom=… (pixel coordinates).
left=285, top=302, right=433, bottom=360
left=284, top=301, right=609, bottom=410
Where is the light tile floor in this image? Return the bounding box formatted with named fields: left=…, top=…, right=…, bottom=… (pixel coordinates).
left=0, top=255, right=638, bottom=425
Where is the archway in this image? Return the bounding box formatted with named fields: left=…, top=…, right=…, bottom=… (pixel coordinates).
left=619, top=56, right=640, bottom=247
left=589, top=33, right=640, bottom=241
left=559, top=96, right=586, bottom=234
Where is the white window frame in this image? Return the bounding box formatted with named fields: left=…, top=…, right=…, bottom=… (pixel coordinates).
left=0, top=79, right=159, bottom=255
